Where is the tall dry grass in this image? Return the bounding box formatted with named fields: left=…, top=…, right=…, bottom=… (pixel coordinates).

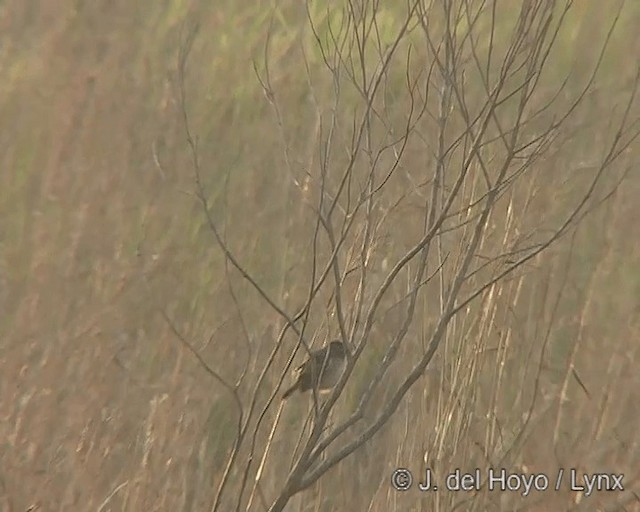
left=0, top=1, right=639, bottom=511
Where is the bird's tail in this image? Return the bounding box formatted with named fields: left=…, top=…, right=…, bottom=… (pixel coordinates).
left=282, top=381, right=299, bottom=400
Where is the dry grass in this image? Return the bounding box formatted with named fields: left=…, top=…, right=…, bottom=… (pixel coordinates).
left=1, top=1, right=640, bottom=511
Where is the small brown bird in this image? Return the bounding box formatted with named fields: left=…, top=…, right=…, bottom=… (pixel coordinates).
left=282, top=340, right=347, bottom=400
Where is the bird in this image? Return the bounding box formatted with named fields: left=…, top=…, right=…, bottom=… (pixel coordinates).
left=282, top=340, right=347, bottom=400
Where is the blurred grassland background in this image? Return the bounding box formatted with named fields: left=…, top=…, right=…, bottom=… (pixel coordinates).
left=1, top=0, right=640, bottom=511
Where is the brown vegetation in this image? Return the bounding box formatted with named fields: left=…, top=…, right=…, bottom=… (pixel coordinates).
left=1, top=1, right=640, bottom=511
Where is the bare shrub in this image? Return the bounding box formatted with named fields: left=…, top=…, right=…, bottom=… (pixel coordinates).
left=168, top=1, right=640, bottom=511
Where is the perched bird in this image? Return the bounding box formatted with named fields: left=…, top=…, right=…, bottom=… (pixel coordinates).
left=282, top=340, right=347, bottom=400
